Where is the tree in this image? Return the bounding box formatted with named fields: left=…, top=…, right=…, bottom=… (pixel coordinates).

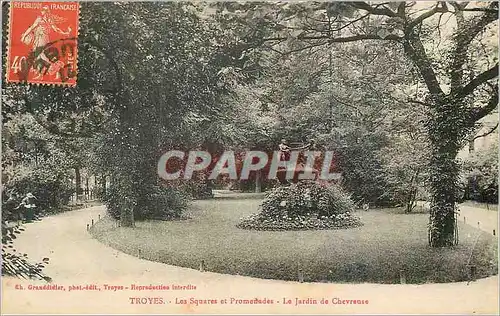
left=222, top=23, right=419, bottom=204
left=216, top=1, right=498, bottom=247
left=379, top=101, right=430, bottom=212
left=463, top=141, right=498, bottom=203
left=79, top=2, right=247, bottom=226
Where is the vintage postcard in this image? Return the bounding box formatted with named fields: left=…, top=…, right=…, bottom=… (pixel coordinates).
left=1, top=1, right=498, bottom=315
left=5, top=1, right=79, bottom=86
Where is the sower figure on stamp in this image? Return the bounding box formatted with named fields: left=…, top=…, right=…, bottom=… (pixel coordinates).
left=21, top=5, right=72, bottom=78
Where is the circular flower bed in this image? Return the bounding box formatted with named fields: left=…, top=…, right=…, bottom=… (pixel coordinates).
left=237, top=180, right=362, bottom=230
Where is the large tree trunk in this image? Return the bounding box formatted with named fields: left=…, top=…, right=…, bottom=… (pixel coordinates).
left=427, top=107, right=461, bottom=247
left=121, top=205, right=135, bottom=227
left=120, top=115, right=158, bottom=227
left=118, top=172, right=136, bottom=228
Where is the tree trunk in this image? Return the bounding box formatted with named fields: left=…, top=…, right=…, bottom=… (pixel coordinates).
left=405, top=193, right=414, bottom=214
left=85, top=176, right=89, bottom=199
left=405, top=169, right=420, bottom=213
left=93, top=175, right=99, bottom=199
left=75, top=167, right=81, bottom=201
left=101, top=175, right=107, bottom=196
left=121, top=199, right=135, bottom=227
left=427, top=108, right=461, bottom=247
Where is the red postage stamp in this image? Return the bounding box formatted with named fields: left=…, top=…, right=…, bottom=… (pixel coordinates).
left=6, top=2, right=79, bottom=86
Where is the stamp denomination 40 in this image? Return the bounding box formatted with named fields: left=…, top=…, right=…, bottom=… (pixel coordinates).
left=6, top=2, right=80, bottom=86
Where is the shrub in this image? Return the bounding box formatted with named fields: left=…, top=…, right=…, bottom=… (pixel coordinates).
left=237, top=180, right=362, bottom=230
left=2, top=221, right=52, bottom=281
left=462, top=143, right=498, bottom=203
left=5, top=166, right=74, bottom=213
left=335, top=136, right=397, bottom=207
left=91, top=183, right=107, bottom=200
left=262, top=181, right=356, bottom=217
left=177, top=180, right=214, bottom=199
left=165, top=171, right=214, bottom=199
left=105, top=184, right=189, bottom=221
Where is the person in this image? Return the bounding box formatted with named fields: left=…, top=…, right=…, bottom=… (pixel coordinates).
left=277, top=139, right=292, bottom=185
left=279, top=138, right=320, bottom=167
left=20, top=6, right=72, bottom=78
left=278, top=139, right=291, bottom=162
left=17, top=193, right=37, bottom=222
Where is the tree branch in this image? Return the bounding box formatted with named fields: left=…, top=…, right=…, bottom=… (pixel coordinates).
left=473, top=122, right=498, bottom=140
left=397, top=2, right=406, bottom=17
left=461, top=8, right=499, bottom=13
left=408, top=98, right=433, bottom=107
left=403, top=30, right=445, bottom=99
left=449, top=1, right=465, bottom=11
left=348, top=2, right=398, bottom=17
left=262, top=33, right=402, bottom=44
left=450, top=3, right=498, bottom=93
left=458, top=63, right=499, bottom=98
left=269, top=41, right=329, bottom=56
left=328, top=33, right=402, bottom=43
left=407, top=3, right=448, bottom=29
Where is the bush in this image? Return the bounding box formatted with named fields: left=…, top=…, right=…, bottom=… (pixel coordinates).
left=164, top=171, right=214, bottom=199
left=91, top=183, right=107, bottom=200
left=5, top=166, right=74, bottom=213
left=237, top=180, right=362, bottom=230
left=2, top=221, right=52, bottom=281
left=177, top=180, right=214, bottom=199
left=105, top=184, right=189, bottom=221
left=462, top=143, right=498, bottom=203
left=335, top=134, right=398, bottom=207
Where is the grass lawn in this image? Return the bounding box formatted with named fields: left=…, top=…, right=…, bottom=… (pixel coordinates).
left=90, top=197, right=498, bottom=284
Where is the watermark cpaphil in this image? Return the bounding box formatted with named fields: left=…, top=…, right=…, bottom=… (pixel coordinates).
left=157, top=150, right=342, bottom=182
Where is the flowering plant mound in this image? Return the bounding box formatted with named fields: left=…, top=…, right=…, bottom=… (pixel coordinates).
left=237, top=181, right=362, bottom=230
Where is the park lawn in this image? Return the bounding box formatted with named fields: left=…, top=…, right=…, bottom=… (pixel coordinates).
left=90, top=197, right=498, bottom=284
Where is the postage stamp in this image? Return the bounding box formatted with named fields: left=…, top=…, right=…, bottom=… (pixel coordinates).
left=1, top=2, right=498, bottom=315
left=6, top=1, right=79, bottom=86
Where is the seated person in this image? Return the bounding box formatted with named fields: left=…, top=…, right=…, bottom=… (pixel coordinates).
left=18, top=193, right=37, bottom=222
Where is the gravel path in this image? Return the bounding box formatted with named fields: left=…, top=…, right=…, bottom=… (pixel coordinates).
left=457, top=204, right=498, bottom=236
left=2, top=204, right=498, bottom=314
left=418, top=201, right=498, bottom=236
